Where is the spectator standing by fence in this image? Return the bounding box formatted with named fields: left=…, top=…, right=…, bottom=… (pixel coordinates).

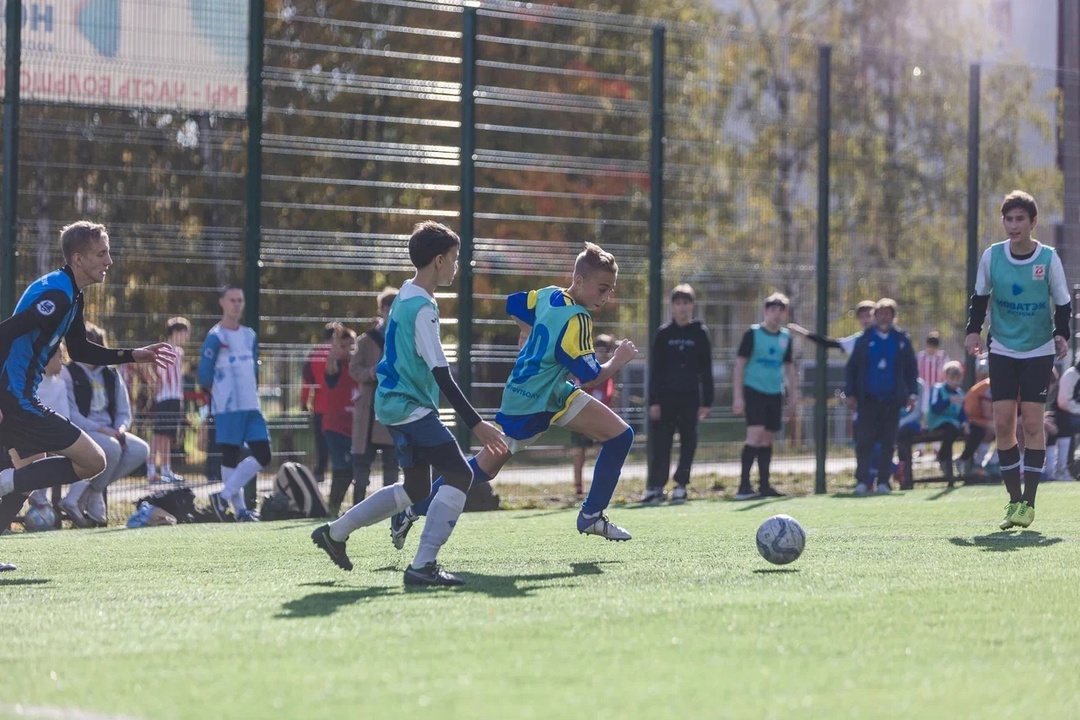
left=322, top=323, right=358, bottom=517
left=349, top=287, right=399, bottom=509
left=845, top=298, right=919, bottom=496
left=301, top=323, right=335, bottom=482
left=147, top=317, right=190, bottom=484
left=642, top=284, right=713, bottom=505
left=733, top=293, right=796, bottom=500
left=200, top=284, right=271, bottom=523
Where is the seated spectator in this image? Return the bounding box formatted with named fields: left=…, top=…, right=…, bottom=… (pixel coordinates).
left=894, top=378, right=926, bottom=490
left=956, top=356, right=993, bottom=478
left=1054, top=359, right=1079, bottom=481
left=925, top=361, right=968, bottom=486
left=61, top=323, right=150, bottom=527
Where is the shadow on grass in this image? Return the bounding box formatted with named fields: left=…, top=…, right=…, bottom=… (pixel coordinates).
left=949, top=530, right=1063, bottom=552
left=832, top=491, right=906, bottom=499
left=276, top=585, right=397, bottom=618
left=0, top=578, right=51, bottom=586
left=411, top=561, right=622, bottom=599
left=732, top=496, right=794, bottom=512
left=278, top=561, right=619, bottom=612
left=511, top=508, right=576, bottom=520
left=924, top=485, right=960, bottom=501
left=753, top=567, right=799, bottom=574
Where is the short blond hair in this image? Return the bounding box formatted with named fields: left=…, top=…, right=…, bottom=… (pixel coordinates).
left=574, top=242, right=618, bottom=278
left=943, top=360, right=964, bottom=378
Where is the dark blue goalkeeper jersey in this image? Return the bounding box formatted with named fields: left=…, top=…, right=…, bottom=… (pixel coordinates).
left=0, top=266, right=132, bottom=413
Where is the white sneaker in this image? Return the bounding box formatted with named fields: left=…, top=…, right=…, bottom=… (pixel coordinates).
left=60, top=495, right=89, bottom=528
left=576, top=511, right=631, bottom=541
left=853, top=483, right=870, bottom=496
left=84, top=490, right=108, bottom=526
left=875, top=483, right=892, bottom=495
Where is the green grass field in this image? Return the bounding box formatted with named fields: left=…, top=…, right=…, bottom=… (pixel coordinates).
left=3, top=484, right=1080, bottom=720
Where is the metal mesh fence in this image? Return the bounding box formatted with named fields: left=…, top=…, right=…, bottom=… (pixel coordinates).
left=1, top=0, right=1077, bottom=520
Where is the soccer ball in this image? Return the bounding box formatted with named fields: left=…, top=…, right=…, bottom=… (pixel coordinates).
left=24, top=504, right=56, bottom=533
left=755, top=514, right=805, bottom=565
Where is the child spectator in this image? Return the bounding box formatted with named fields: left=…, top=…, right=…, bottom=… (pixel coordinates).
left=148, top=317, right=190, bottom=484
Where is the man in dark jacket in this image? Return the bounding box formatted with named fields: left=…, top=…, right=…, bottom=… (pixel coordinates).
left=642, top=284, right=714, bottom=504
left=844, top=298, right=919, bottom=495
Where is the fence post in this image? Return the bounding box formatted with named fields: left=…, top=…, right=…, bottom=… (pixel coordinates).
left=457, top=6, right=478, bottom=449
left=1, top=0, right=23, bottom=318
left=813, top=45, right=831, bottom=495
left=965, top=63, right=980, bottom=384
left=646, top=24, right=665, bottom=480
left=244, top=0, right=265, bottom=336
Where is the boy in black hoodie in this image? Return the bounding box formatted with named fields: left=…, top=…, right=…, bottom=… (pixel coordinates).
left=642, top=284, right=714, bottom=504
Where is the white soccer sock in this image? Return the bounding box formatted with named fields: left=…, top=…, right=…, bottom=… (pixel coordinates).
left=64, top=480, right=88, bottom=505
left=147, top=463, right=157, bottom=479
left=224, top=456, right=262, bottom=513
left=329, top=483, right=410, bottom=542
left=1057, top=438, right=1072, bottom=475
left=219, top=466, right=236, bottom=501
left=411, top=485, right=467, bottom=569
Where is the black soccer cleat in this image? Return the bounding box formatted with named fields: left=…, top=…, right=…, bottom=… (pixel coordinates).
left=311, top=524, right=353, bottom=571
left=403, top=562, right=464, bottom=587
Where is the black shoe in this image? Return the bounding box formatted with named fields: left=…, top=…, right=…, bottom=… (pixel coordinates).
left=639, top=487, right=666, bottom=505
left=0, top=562, right=15, bottom=572
left=404, top=562, right=464, bottom=586
left=208, top=492, right=231, bottom=523
left=759, top=486, right=786, bottom=497
left=311, top=524, right=353, bottom=571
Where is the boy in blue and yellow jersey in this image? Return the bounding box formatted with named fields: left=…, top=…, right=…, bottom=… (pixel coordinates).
left=965, top=190, right=1071, bottom=530
left=0, top=221, right=175, bottom=539
left=389, top=242, right=640, bottom=547
left=310, top=221, right=507, bottom=587
left=733, top=293, right=798, bottom=499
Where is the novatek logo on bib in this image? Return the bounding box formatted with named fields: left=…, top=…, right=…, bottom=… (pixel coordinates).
left=36, top=300, right=56, bottom=316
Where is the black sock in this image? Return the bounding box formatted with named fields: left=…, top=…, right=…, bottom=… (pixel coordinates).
left=998, top=445, right=1023, bottom=504
left=13, top=457, right=80, bottom=494
left=740, top=445, right=758, bottom=493
left=1022, top=448, right=1044, bottom=507
left=758, top=446, right=773, bottom=490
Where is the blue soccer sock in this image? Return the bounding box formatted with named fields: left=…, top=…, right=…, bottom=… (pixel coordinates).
left=412, top=455, right=492, bottom=517
left=581, top=427, right=634, bottom=516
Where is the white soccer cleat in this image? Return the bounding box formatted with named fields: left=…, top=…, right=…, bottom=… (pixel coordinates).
left=577, top=511, right=631, bottom=541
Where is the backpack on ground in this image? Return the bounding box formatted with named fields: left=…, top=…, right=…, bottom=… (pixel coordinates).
left=274, top=462, right=328, bottom=518
left=259, top=491, right=301, bottom=521
left=136, top=487, right=200, bottom=524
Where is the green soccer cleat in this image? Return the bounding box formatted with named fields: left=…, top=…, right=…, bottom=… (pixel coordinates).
left=1010, top=501, right=1035, bottom=528
left=999, top=502, right=1018, bottom=530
